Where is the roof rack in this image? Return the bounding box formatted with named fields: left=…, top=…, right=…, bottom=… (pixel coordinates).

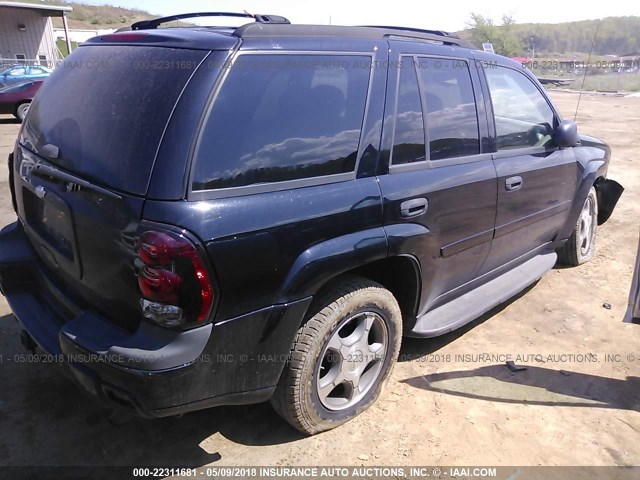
left=131, top=12, right=290, bottom=31
left=234, top=24, right=473, bottom=48
left=362, top=25, right=470, bottom=47
left=363, top=25, right=452, bottom=37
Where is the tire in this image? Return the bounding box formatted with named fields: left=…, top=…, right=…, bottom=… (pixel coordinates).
left=15, top=102, right=31, bottom=122
left=270, top=276, right=402, bottom=435
left=557, top=186, right=598, bottom=266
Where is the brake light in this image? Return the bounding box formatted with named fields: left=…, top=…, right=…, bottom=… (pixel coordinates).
left=139, top=267, right=182, bottom=303
left=136, top=229, right=214, bottom=328
left=100, top=33, right=148, bottom=42
left=138, top=231, right=189, bottom=266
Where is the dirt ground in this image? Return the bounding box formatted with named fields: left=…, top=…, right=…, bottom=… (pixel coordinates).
left=1, top=91, right=639, bottom=468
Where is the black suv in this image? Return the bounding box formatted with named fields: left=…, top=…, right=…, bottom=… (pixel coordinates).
left=0, top=12, right=623, bottom=434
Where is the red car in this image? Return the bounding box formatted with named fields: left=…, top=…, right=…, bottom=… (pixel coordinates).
left=0, top=80, right=42, bottom=122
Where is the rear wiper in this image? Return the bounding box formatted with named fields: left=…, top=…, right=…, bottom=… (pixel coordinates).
left=33, top=163, right=122, bottom=200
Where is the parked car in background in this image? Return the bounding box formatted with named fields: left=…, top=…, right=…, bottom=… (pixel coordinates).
left=0, top=80, right=42, bottom=121
left=0, top=65, right=52, bottom=87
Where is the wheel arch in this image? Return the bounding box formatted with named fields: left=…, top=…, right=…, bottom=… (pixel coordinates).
left=277, top=224, right=422, bottom=330
left=344, top=255, right=421, bottom=326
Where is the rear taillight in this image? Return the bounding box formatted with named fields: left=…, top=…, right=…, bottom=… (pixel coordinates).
left=136, top=229, right=214, bottom=329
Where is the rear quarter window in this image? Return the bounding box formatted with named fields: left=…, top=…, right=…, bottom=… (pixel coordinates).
left=191, top=54, right=371, bottom=191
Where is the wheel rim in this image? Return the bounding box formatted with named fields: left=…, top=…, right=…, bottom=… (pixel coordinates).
left=316, top=311, right=388, bottom=411
left=17, top=103, right=30, bottom=120
left=578, top=195, right=596, bottom=255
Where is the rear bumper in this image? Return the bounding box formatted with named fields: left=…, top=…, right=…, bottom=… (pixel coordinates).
left=0, top=221, right=311, bottom=417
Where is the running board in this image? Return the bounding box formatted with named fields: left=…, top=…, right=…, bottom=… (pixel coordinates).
left=408, top=251, right=557, bottom=338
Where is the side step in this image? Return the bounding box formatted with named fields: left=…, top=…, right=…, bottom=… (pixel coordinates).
left=408, top=251, right=557, bottom=338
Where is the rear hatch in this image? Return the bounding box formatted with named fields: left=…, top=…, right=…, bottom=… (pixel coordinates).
left=13, top=45, right=208, bottom=331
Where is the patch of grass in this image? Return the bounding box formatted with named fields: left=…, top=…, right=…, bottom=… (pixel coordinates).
left=579, top=73, right=640, bottom=93
left=56, top=39, right=79, bottom=58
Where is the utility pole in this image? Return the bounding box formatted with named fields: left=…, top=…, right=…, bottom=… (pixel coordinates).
left=531, top=36, right=535, bottom=59
left=62, top=13, right=72, bottom=56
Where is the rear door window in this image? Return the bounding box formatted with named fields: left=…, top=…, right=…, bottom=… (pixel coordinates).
left=191, top=54, right=371, bottom=191
left=391, top=58, right=426, bottom=165
left=416, top=58, right=480, bottom=160
left=22, top=46, right=206, bottom=195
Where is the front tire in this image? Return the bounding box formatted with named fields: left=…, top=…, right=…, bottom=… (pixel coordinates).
left=270, top=276, right=402, bottom=435
left=558, top=186, right=598, bottom=266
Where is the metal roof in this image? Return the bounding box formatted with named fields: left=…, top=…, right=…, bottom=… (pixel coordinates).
left=0, top=1, right=72, bottom=17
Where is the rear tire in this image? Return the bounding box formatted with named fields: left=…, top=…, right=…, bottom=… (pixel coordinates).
left=557, top=186, right=598, bottom=266
left=15, top=102, right=31, bottom=122
left=270, top=276, right=402, bottom=435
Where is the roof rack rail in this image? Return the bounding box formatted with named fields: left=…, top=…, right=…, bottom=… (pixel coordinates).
left=131, top=12, right=290, bottom=31
left=362, top=25, right=469, bottom=47
left=364, top=25, right=452, bottom=37
left=234, top=24, right=473, bottom=49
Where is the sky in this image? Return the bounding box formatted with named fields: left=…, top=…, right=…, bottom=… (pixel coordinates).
left=80, top=0, right=640, bottom=31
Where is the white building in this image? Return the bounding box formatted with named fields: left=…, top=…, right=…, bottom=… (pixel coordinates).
left=53, top=27, right=116, bottom=44
left=0, top=1, right=73, bottom=66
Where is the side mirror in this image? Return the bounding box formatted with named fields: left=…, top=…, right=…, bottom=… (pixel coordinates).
left=554, top=120, right=579, bottom=148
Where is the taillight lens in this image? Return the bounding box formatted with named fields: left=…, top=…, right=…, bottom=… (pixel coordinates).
left=139, top=266, right=182, bottom=303
left=136, top=229, right=214, bottom=328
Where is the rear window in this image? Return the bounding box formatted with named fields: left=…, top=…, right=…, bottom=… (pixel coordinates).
left=191, top=54, right=371, bottom=191
left=22, top=46, right=206, bottom=195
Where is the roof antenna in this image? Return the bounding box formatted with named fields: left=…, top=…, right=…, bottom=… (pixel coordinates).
left=574, top=19, right=601, bottom=122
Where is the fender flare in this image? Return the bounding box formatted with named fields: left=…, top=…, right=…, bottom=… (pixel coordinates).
left=277, top=227, right=388, bottom=303
left=557, top=159, right=605, bottom=240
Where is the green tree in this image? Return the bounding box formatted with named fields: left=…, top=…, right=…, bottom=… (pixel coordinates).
left=466, top=13, right=524, bottom=57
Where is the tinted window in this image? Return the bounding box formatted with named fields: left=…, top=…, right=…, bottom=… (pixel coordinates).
left=23, top=46, right=206, bottom=195
left=391, top=58, right=426, bottom=165
left=30, top=68, right=44, bottom=74
left=417, top=58, right=480, bottom=160
left=485, top=66, right=556, bottom=150
left=9, top=68, right=25, bottom=76
left=192, top=54, right=370, bottom=191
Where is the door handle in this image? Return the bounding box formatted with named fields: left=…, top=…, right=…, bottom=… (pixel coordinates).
left=400, top=198, right=428, bottom=218
left=505, top=176, right=523, bottom=192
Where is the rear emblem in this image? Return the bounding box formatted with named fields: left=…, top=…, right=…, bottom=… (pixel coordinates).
left=35, top=185, right=46, bottom=199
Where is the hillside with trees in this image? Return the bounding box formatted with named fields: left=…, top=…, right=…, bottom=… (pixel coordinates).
left=40, top=1, right=157, bottom=29
left=461, top=15, right=640, bottom=57
left=36, top=2, right=640, bottom=58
